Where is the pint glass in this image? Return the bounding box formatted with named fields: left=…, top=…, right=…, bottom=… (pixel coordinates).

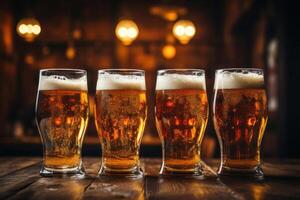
left=36, top=69, right=89, bottom=176
left=95, top=69, right=147, bottom=178
left=155, top=69, right=208, bottom=176
left=213, top=68, right=268, bottom=177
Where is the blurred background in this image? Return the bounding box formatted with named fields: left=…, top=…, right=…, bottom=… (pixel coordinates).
left=0, top=0, right=299, bottom=158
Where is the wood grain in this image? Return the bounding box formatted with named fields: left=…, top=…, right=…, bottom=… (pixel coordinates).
left=0, top=157, right=299, bottom=200
left=0, top=157, right=40, bottom=177
left=219, top=176, right=300, bottom=199
left=145, top=176, right=245, bottom=200
left=7, top=157, right=100, bottom=200
left=8, top=176, right=94, bottom=200
left=0, top=162, right=40, bottom=199
left=84, top=177, right=144, bottom=200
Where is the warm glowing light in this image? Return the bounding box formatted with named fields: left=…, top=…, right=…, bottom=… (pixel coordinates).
left=174, top=25, right=184, bottom=36
left=16, top=18, right=41, bottom=42
left=115, top=19, right=139, bottom=45
left=172, top=20, right=196, bottom=44
left=165, top=11, right=178, bottom=21
left=32, top=25, right=41, bottom=35
left=72, top=28, right=82, bottom=40
left=162, top=44, right=176, bottom=60
left=18, top=24, right=27, bottom=34
left=24, top=54, right=35, bottom=65
left=127, top=27, right=138, bottom=38
left=66, top=45, right=76, bottom=60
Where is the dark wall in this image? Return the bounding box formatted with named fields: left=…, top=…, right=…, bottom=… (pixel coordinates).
left=285, top=0, right=300, bottom=158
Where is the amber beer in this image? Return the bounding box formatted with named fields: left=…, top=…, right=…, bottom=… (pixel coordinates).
left=95, top=70, right=147, bottom=177
left=213, top=69, right=268, bottom=177
left=155, top=69, right=208, bottom=175
left=36, top=69, right=88, bottom=176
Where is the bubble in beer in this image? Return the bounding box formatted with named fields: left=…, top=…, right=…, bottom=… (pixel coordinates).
left=214, top=71, right=264, bottom=89
left=39, top=75, right=87, bottom=91
left=96, top=73, right=145, bottom=90
left=156, top=74, right=206, bottom=90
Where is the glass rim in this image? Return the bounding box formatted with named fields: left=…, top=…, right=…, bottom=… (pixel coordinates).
left=40, top=68, right=87, bottom=73
left=157, top=68, right=205, bottom=74
left=98, top=69, right=145, bottom=74
left=215, top=68, right=263, bottom=73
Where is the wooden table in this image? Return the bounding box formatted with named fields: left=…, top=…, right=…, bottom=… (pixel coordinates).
left=0, top=157, right=299, bottom=199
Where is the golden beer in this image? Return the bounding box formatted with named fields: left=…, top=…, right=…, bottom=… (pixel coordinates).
left=95, top=90, right=147, bottom=170
left=95, top=69, right=146, bottom=177
left=155, top=69, right=208, bottom=175
left=36, top=90, right=88, bottom=169
left=36, top=69, right=88, bottom=176
left=213, top=68, right=268, bottom=177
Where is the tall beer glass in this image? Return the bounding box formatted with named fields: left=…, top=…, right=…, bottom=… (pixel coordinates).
left=213, top=68, right=268, bottom=177
left=36, top=69, right=89, bottom=177
left=155, top=69, right=208, bottom=176
left=95, top=69, right=147, bottom=178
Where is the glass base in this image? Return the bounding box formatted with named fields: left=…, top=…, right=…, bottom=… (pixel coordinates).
left=98, top=166, right=143, bottom=179
left=159, top=165, right=204, bottom=178
left=218, top=165, right=264, bottom=179
left=40, top=166, right=85, bottom=178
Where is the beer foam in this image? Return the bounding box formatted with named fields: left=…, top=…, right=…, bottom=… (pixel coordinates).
left=39, top=75, right=87, bottom=90
left=156, top=74, right=206, bottom=90
left=96, top=74, right=145, bottom=90
left=214, top=72, right=264, bottom=89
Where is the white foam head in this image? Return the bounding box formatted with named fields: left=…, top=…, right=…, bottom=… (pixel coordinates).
left=39, top=75, right=87, bottom=91
left=156, top=74, right=206, bottom=90
left=214, top=70, right=264, bottom=89
left=97, top=73, right=145, bottom=90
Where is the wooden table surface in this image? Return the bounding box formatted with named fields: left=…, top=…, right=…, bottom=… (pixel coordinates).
left=0, top=157, right=299, bottom=200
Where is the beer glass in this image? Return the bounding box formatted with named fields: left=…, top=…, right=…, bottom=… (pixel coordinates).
left=36, top=69, right=89, bottom=177
left=155, top=69, right=208, bottom=176
left=213, top=68, right=268, bottom=177
left=95, top=69, right=147, bottom=178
